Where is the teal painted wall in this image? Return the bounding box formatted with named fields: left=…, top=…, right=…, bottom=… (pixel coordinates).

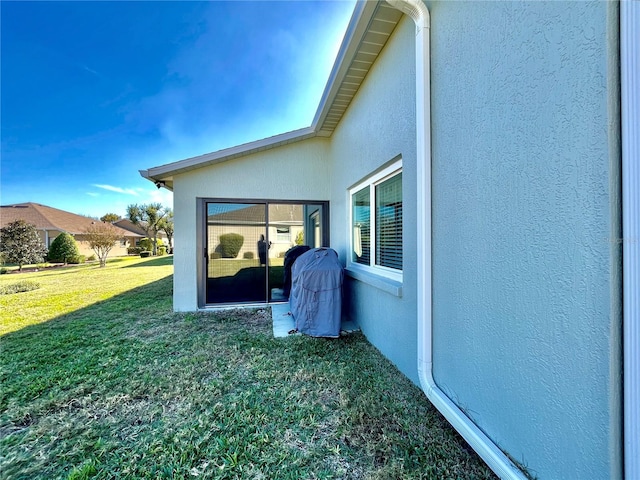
left=328, top=16, right=419, bottom=383
left=427, top=1, right=622, bottom=478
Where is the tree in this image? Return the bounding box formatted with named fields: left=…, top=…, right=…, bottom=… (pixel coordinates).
left=126, top=203, right=167, bottom=255
left=158, top=209, right=174, bottom=253
left=0, top=220, right=47, bottom=271
left=100, top=213, right=120, bottom=223
left=83, top=222, right=122, bottom=267
left=48, top=232, right=80, bottom=264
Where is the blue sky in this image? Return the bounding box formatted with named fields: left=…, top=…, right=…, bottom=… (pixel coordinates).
left=1, top=0, right=355, bottom=218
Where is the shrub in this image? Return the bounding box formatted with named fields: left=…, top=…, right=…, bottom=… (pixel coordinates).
left=139, top=238, right=164, bottom=252
left=140, top=251, right=152, bottom=258
left=157, top=246, right=167, bottom=256
left=0, top=268, right=8, bottom=275
left=128, top=247, right=143, bottom=255
left=67, top=255, right=86, bottom=264
left=47, top=233, right=80, bottom=263
left=210, top=252, right=221, bottom=260
left=87, top=254, right=97, bottom=262
left=243, top=251, right=254, bottom=259
left=0, top=280, right=40, bottom=295
left=219, top=233, right=244, bottom=259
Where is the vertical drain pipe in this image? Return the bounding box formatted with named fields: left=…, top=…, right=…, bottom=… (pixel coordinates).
left=383, top=1, right=527, bottom=478
left=622, top=1, right=640, bottom=478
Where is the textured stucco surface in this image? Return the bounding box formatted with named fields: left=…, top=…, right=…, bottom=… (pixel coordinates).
left=172, top=138, right=330, bottom=310
left=427, top=1, right=622, bottom=478
left=166, top=2, right=623, bottom=478
left=328, top=16, right=418, bottom=382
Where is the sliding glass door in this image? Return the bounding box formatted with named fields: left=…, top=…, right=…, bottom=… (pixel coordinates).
left=206, top=203, right=267, bottom=304
left=204, top=200, right=328, bottom=306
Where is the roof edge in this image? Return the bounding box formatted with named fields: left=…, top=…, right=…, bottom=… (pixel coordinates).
left=310, top=0, right=379, bottom=130
left=143, top=126, right=317, bottom=181
left=140, top=0, right=378, bottom=183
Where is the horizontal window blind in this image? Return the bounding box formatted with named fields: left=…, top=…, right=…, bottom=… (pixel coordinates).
left=375, top=173, right=402, bottom=270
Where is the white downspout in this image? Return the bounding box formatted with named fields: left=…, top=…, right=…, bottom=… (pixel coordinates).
left=621, top=1, right=639, bottom=479
left=384, top=1, right=527, bottom=478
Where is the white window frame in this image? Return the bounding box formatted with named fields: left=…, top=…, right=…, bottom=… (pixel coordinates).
left=275, top=226, right=291, bottom=242
left=348, top=159, right=403, bottom=283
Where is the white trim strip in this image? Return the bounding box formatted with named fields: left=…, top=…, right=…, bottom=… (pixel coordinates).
left=621, top=1, right=640, bottom=479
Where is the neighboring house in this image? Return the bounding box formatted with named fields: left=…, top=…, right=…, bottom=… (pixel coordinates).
left=0, top=203, right=142, bottom=258
left=141, top=1, right=638, bottom=479
left=113, top=218, right=170, bottom=248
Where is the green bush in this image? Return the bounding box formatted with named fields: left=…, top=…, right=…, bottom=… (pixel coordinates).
left=87, top=255, right=97, bottom=262
left=0, top=280, right=40, bottom=295
left=139, top=238, right=165, bottom=252
left=67, top=255, right=85, bottom=264
left=128, top=247, right=143, bottom=255
left=218, top=233, right=244, bottom=259
left=140, top=251, right=152, bottom=258
left=47, top=233, right=80, bottom=263
left=157, top=246, right=167, bottom=256
left=243, top=251, right=254, bottom=259
left=0, top=267, right=8, bottom=275
left=210, top=252, right=221, bottom=260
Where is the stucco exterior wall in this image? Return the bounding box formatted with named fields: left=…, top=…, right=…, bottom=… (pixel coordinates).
left=165, top=2, right=623, bottom=477
left=327, top=16, right=418, bottom=382
left=172, top=138, right=330, bottom=310
left=427, top=1, right=622, bottom=478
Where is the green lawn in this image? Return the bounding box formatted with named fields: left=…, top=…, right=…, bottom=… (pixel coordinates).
left=0, top=256, right=496, bottom=479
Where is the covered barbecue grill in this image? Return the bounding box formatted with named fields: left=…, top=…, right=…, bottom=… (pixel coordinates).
left=282, top=245, right=311, bottom=298
left=289, top=248, right=343, bottom=338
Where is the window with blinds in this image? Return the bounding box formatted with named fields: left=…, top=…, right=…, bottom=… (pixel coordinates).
left=349, top=159, right=402, bottom=279
left=376, top=172, right=402, bottom=270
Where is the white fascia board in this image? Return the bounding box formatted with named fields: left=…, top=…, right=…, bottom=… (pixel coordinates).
left=143, top=126, right=316, bottom=179
left=311, top=0, right=379, bottom=129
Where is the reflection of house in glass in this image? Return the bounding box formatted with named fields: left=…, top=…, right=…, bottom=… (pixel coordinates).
left=205, top=202, right=326, bottom=305
left=207, top=204, right=303, bottom=260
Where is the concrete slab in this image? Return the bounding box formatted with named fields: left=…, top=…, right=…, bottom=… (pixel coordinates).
left=271, top=303, right=295, bottom=337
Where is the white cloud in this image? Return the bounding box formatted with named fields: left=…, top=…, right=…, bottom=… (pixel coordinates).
left=92, top=184, right=139, bottom=196
left=86, top=192, right=99, bottom=197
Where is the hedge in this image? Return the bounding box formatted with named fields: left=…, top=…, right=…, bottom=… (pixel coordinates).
left=218, top=233, right=244, bottom=259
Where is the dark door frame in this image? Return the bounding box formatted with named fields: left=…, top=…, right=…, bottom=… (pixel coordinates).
left=198, top=198, right=329, bottom=308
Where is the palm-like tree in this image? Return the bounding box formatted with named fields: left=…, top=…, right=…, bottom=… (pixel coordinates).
left=126, top=203, right=167, bottom=255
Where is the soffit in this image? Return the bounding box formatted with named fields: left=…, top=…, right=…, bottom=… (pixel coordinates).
left=315, top=2, right=403, bottom=136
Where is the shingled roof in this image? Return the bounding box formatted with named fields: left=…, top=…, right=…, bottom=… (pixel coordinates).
left=0, top=203, right=141, bottom=238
